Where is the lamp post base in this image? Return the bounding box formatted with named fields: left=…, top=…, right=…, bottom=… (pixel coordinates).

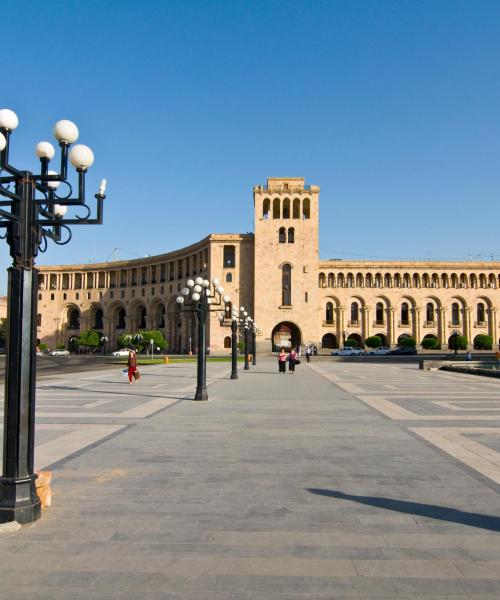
left=0, top=475, right=41, bottom=524
left=194, top=386, right=208, bottom=401
left=230, top=371, right=238, bottom=379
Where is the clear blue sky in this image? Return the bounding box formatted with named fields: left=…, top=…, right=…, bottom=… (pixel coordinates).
left=2, top=0, right=500, bottom=293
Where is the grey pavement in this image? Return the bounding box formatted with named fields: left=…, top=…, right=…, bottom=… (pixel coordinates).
left=0, top=357, right=499, bottom=598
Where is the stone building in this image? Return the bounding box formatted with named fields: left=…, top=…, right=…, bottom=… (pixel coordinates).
left=36, top=177, right=500, bottom=352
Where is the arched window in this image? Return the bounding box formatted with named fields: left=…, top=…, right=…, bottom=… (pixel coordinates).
left=413, top=273, right=420, bottom=288
left=325, top=302, right=334, bottom=324
left=394, top=273, right=401, bottom=287
left=283, top=198, right=290, bottom=219
left=327, top=273, right=335, bottom=287
left=441, top=273, right=449, bottom=288
left=350, top=302, right=359, bottom=324
left=263, top=198, right=270, bottom=218
left=318, top=272, right=326, bottom=288
left=431, top=273, right=439, bottom=288
left=158, top=306, right=166, bottom=328
left=337, top=273, right=345, bottom=287
left=384, top=273, right=392, bottom=287
left=272, top=198, right=280, bottom=219
left=302, top=198, right=310, bottom=219
left=287, top=227, right=294, bottom=243
left=282, top=264, right=292, bottom=306
left=365, top=273, right=373, bottom=287
left=224, top=301, right=233, bottom=319
left=68, top=309, right=80, bottom=329
left=401, top=302, right=409, bottom=325
left=426, top=302, right=434, bottom=323
left=402, top=274, right=410, bottom=288
left=460, top=273, right=468, bottom=288
left=279, top=227, right=286, bottom=243
left=224, top=336, right=232, bottom=348
left=376, top=302, right=384, bottom=324
left=139, top=307, right=147, bottom=329
left=292, top=198, right=300, bottom=218
left=225, top=272, right=232, bottom=283
left=451, top=273, right=458, bottom=288
left=374, top=273, right=382, bottom=288
left=356, top=273, right=364, bottom=287
left=477, top=302, right=485, bottom=324
left=346, top=273, right=354, bottom=287
left=451, top=302, right=460, bottom=325
left=422, top=273, right=430, bottom=287
left=489, top=274, right=496, bottom=288
left=479, top=273, right=487, bottom=288
left=94, top=308, right=103, bottom=330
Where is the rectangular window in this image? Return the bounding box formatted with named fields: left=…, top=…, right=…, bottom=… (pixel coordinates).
left=305, top=292, right=308, bottom=303
left=223, top=245, right=236, bottom=268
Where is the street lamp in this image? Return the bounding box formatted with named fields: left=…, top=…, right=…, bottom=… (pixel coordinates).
left=176, top=277, right=230, bottom=400
left=217, top=307, right=239, bottom=380
left=452, top=329, right=461, bottom=356
left=0, top=109, right=106, bottom=524
left=252, top=323, right=259, bottom=366
left=100, top=336, right=109, bottom=355
left=240, top=307, right=252, bottom=371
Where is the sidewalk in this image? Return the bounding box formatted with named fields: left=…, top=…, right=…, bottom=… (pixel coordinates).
left=0, top=358, right=499, bottom=598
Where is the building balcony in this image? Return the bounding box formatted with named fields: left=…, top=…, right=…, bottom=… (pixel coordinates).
left=322, top=320, right=335, bottom=327
left=475, top=321, right=486, bottom=327
left=398, top=321, right=410, bottom=327
left=423, top=321, right=435, bottom=327
left=348, top=320, right=360, bottom=327
left=373, top=321, right=385, bottom=327
left=449, top=321, right=462, bottom=328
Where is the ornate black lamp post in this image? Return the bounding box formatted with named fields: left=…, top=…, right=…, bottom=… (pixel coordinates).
left=239, top=307, right=252, bottom=371
left=452, top=329, right=460, bottom=356
left=177, top=277, right=230, bottom=400
left=100, top=335, right=109, bottom=355
left=0, top=108, right=106, bottom=524
left=218, top=306, right=239, bottom=380
left=252, top=324, right=258, bottom=366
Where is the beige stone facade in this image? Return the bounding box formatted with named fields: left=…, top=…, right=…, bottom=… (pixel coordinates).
left=36, top=177, right=500, bottom=352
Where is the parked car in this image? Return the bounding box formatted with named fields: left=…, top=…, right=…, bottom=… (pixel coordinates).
left=365, top=347, right=392, bottom=356
left=389, top=346, right=417, bottom=355
left=50, top=349, right=70, bottom=356
left=112, top=348, right=133, bottom=357
left=331, top=348, right=364, bottom=356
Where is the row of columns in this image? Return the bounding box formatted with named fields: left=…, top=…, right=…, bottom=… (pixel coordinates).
left=332, top=305, right=498, bottom=346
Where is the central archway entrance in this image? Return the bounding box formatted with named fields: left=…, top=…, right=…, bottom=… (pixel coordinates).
left=272, top=322, right=301, bottom=351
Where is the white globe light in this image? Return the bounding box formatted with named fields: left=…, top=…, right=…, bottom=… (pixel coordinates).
left=47, top=170, right=60, bottom=189
left=194, top=277, right=203, bottom=285
left=202, top=279, right=210, bottom=288
left=176, top=296, right=184, bottom=304
left=193, top=284, right=202, bottom=293
left=217, top=286, right=224, bottom=294
left=207, top=297, right=213, bottom=304
left=181, top=287, right=190, bottom=296
left=232, top=316, right=237, bottom=321
left=53, top=204, right=68, bottom=217
left=69, top=144, right=94, bottom=169
left=191, top=292, right=200, bottom=301
left=53, top=120, right=79, bottom=144
left=187, top=279, right=195, bottom=288
left=0, top=109, right=19, bottom=131
left=205, top=289, right=211, bottom=296
left=223, top=295, right=230, bottom=303
left=36, top=141, right=55, bottom=160
left=0, top=132, right=6, bottom=152
left=212, top=277, right=220, bottom=286
left=243, top=311, right=248, bottom=317
left=218, top=313, right=224, bottom=322
left=240, top=306, right=245, bottom=312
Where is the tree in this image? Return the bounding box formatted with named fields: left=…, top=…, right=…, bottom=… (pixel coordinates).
left=0, top=318, right=7, bottom=349
left=399, top=336, right=416, bottom=348
left=344, top=338, right=358, bottom=348
left=365, top=335, right=383, bottom=348
left=421, top=336, right=439, bottom=350
left=474, top=334, right=493, bottom=350
left=76, top=330, right=101, bottom=352
left=139, top=329, right=167, bottom=351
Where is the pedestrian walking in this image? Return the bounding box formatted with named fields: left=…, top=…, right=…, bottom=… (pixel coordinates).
left=278, top=347, right=287, bottom=373
left=288, top=347, right=297, bottom=373
left=306, top=345, right=312, bottom=363
left=127, top=350, right=138, bottom=384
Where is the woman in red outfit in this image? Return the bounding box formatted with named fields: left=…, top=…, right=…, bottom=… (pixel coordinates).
left=127, top=350, right=137, bottom=383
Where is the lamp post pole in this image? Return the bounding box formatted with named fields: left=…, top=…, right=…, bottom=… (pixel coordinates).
left=252, top=326, right=257, bottom=366
left=243, top=324, right=250, bottom=370
left=231, top=318, right=238, bottom=379
left=177, top=277, right=230, bottom=401
left=0, top=109, right=106, bottom=524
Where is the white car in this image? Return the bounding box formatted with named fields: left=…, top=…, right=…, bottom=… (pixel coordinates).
left=365, top=347, right=392, bottom=356
left=112, top=348, right=133, bottom=357
left=332, top=348, right=364, bottom=356
left=50, top=349, right=69, bottom=356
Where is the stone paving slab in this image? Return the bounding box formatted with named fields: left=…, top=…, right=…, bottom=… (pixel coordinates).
left=0, top=358, right=499, bottom=597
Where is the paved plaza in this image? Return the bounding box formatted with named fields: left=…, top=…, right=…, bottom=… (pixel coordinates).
left=0, top=357, right=500, bottom=599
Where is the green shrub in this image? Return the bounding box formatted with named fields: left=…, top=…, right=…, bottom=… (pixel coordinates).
left=56, top=342, right=66, bottom=350
left=138, top=330, right=167, bottom=351
left=365, top=335, right=383, bottom=348
left=474, top=334, right=493, bottom=350
left=421, top=337, right=439, bottom=350
left=449, top=335, right=467, bottom=350
left=76, top=330, right=101, bottom=350
left=39, top=343, right=48, bottom=351
left=344, top=338, right=358, bottom=348
left=399, top=336, right=416, bottom=348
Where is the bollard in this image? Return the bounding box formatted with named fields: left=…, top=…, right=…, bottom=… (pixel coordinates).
left=163, top=356, right=169, bottom=364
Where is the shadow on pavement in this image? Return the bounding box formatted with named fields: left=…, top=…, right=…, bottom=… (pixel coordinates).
left=307, top=488, right=500, bottom=532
